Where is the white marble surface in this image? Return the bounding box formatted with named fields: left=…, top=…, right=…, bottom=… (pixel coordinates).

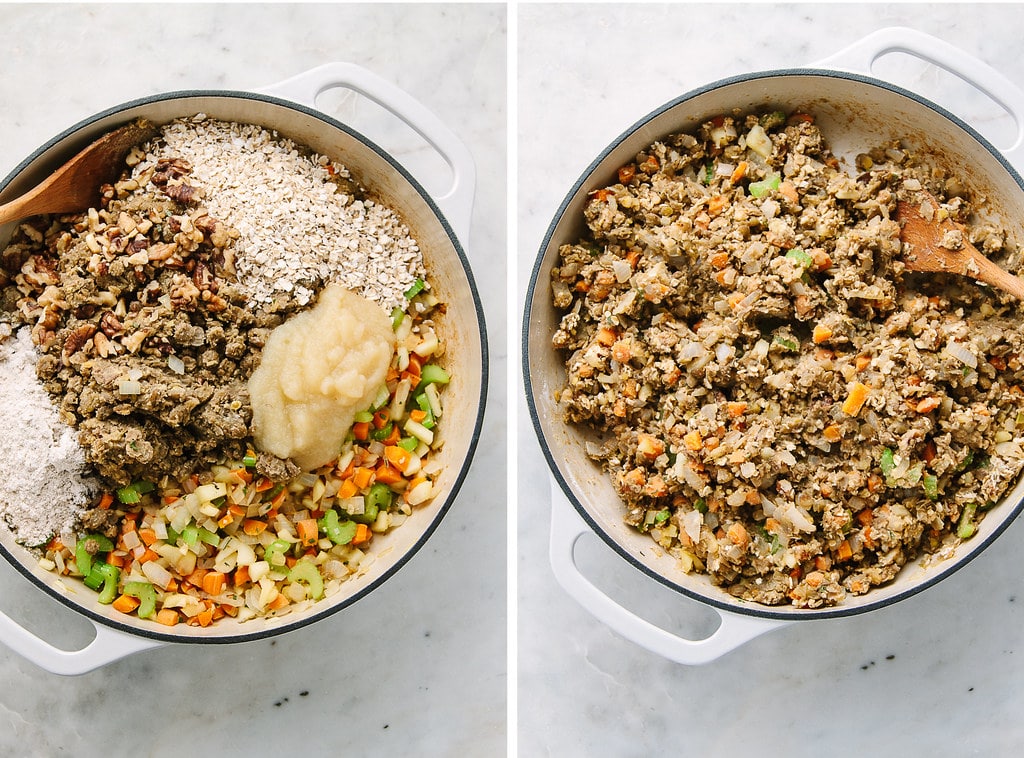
left=518, top=4, right=1024, bottom=756
left=0, top=4, right=506, bottom=756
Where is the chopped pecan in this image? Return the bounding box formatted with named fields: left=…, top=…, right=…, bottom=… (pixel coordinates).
left=62, top=324, right=97, bottom=361
left=20, top=255, right=60, bottom=288
left=147, top=242, right=177, bottom=262
left=128, top=235, right=151, bottom=255
left=165, top=182, right=202, bottom=205
left=99, top=311, right=125, bottom=337
left=151, top=158, right=192, bottom=186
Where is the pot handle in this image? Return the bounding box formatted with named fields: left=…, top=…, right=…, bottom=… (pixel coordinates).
left=814, top=26, right=1024, bottom=162
left=257, top=62, right=476, bottom=247
left=548, top=481, right=786, bottom=665
left=0, top=610, right=162, bottom=676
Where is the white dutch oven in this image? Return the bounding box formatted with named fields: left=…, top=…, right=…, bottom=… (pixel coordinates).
left=0, top=63, right=488, bottom=674
left=525, top=28, right=1024, bottom=664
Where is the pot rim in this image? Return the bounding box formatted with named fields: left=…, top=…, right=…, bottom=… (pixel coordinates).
left=524, top=67, right=1024, bottom=621
left=0, top=87, right=489, bottom=643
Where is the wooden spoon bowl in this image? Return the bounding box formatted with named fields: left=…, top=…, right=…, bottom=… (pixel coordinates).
left=0, top=119, right=157, bottom=226
left=897, top=190, right=1024, bottom=300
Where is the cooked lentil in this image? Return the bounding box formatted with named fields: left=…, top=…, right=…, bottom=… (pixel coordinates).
left=551, top=110, right=1024, bottom=608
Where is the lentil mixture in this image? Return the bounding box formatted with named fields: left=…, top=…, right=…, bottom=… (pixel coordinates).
left=550, top=110, right=1024, bottom=608
left=0, top=117, right=451, bottom=627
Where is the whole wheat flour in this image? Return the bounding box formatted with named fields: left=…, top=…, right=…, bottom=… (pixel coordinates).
left=0, top=325, right=100, bottom=546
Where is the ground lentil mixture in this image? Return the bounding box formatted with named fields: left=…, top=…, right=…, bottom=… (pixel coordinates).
left=551, top=110, right=1024, bottom=608
left=0, top=117, right=450, bottom=627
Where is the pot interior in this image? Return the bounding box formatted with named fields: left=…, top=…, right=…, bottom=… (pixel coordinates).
left=526, top=71, right=1024, bottom=620
left=0, top=93, right=486, bottom=640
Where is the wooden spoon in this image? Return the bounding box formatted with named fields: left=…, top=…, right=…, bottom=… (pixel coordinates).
left=897, top=190, right=1024, bottom=300
left=0, top=119, right=157, bottom=226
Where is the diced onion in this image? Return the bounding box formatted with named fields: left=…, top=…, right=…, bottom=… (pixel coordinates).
left=167, top=355, right=185, bottom=374
left=944, top=338, right=978, bottom=368
left=118, top=380, right=142, bottom=395
left=141, top=560, right=173, bottom=590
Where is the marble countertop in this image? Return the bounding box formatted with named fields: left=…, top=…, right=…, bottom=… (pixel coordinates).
left=0, top=4, right=506, bottom=756
left=518, top=4, right=1024, bottom=756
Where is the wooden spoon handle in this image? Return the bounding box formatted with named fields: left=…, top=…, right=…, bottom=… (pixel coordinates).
left=971, top=252, right=1024, bottom=300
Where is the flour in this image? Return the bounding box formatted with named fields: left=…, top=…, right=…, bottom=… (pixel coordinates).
left=0, top=326, right=100, bottom=546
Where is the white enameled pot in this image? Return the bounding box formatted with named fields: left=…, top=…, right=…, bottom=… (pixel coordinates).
left=525, top=28, right=1024, bottom=664
left=0, top=63, right=487, bottom=674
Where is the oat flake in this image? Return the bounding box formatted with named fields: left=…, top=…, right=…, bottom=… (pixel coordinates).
left=132, top=116, right=426, bottom=312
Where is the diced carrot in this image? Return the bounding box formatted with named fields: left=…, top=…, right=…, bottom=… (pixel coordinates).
left=138, top=548, right=160, bottom=564
left=372, top=410, right=389, bottom=429
left=709, top=251, right=731, bottom=270
left=352, top=467, right=374, bottom=490
left=683, top=430, right=703, bottom=451
left=285, top=555, right=297, bottom=569
left=255, top=477, right=275, bottom=493
left=138, top=528, right=158, bottom=546
left=297, top=519, right=319, bottom=547
left=352, top=421, right=370, bottom=441
left=618, top=164, right=636, bottom=184
left=778, top=181, right=799, bottom=205
left=165, top=578, right=179, bottom=593
left=626, top=249, right=642, bottom=269
left=408, top=475, right=428, bottom=491
left=385, top=445, right=413, bottom=470
left=155, top=609, right=179, bottom=626
left=383, top=424, right=401, bottom=446
left=242, top=519, right=267, bottom=536
left=217, top=511, right=235, bottom=529
left=812, top=324, right=833, bottom=344
left=837, top=540, right=854, bottom=562
left=744, top=489, right=761, bottom=505
left=195, top=608, right=215, bottom=627
left=353, top=523, right=372, bottom=546
left=855, top=508, right=874, bottom=526
left=374, top=465, right=404, bottom=486
left=201, top=571, right=227, bottom=596
left=788, top=112, right=815, bottom=124
left=234, top=565, right=250, bottom=587
left=338, top=479, right=360, bottom=499
left=841, top=381, right=871, bottom=416
left=267, top=594, right=290, bottom=611
left=112, top=594, right=140, bottom=614
left=855, top=354, right=872, bottom=372
left=409, top=408, right=428, bottom=423
left=915, top=396, right=940, bottom=414
left=726, top=401, right=747, bottom=418
left=106, top=552, right=125, bottom=568
left=822, top=424, right=843, bottom=443
left=811, top=249, right=833, bottom=271
left=221, top=604, right=239, bottom=618
left=98, top=492, right=114, bottom=510
left=707, top=195, right=729, bottom=217
left=814, top=555, right=832, bottom=571
left=187, top=568, right=208, bottom=588
left=866, top=473, right=884, bottom=494
left=765, top=517, right=782, bottom=533
left=595, top=326, right=618, bottom=346
left=730, top=161, right=748, bottom=184
left=636, top=433, right=665, bottom=460
left=230, top=467, right=253, bottom=484
left=726, top=292, right=747, bottom=310
left=270, top=488, right=287, bottom=509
